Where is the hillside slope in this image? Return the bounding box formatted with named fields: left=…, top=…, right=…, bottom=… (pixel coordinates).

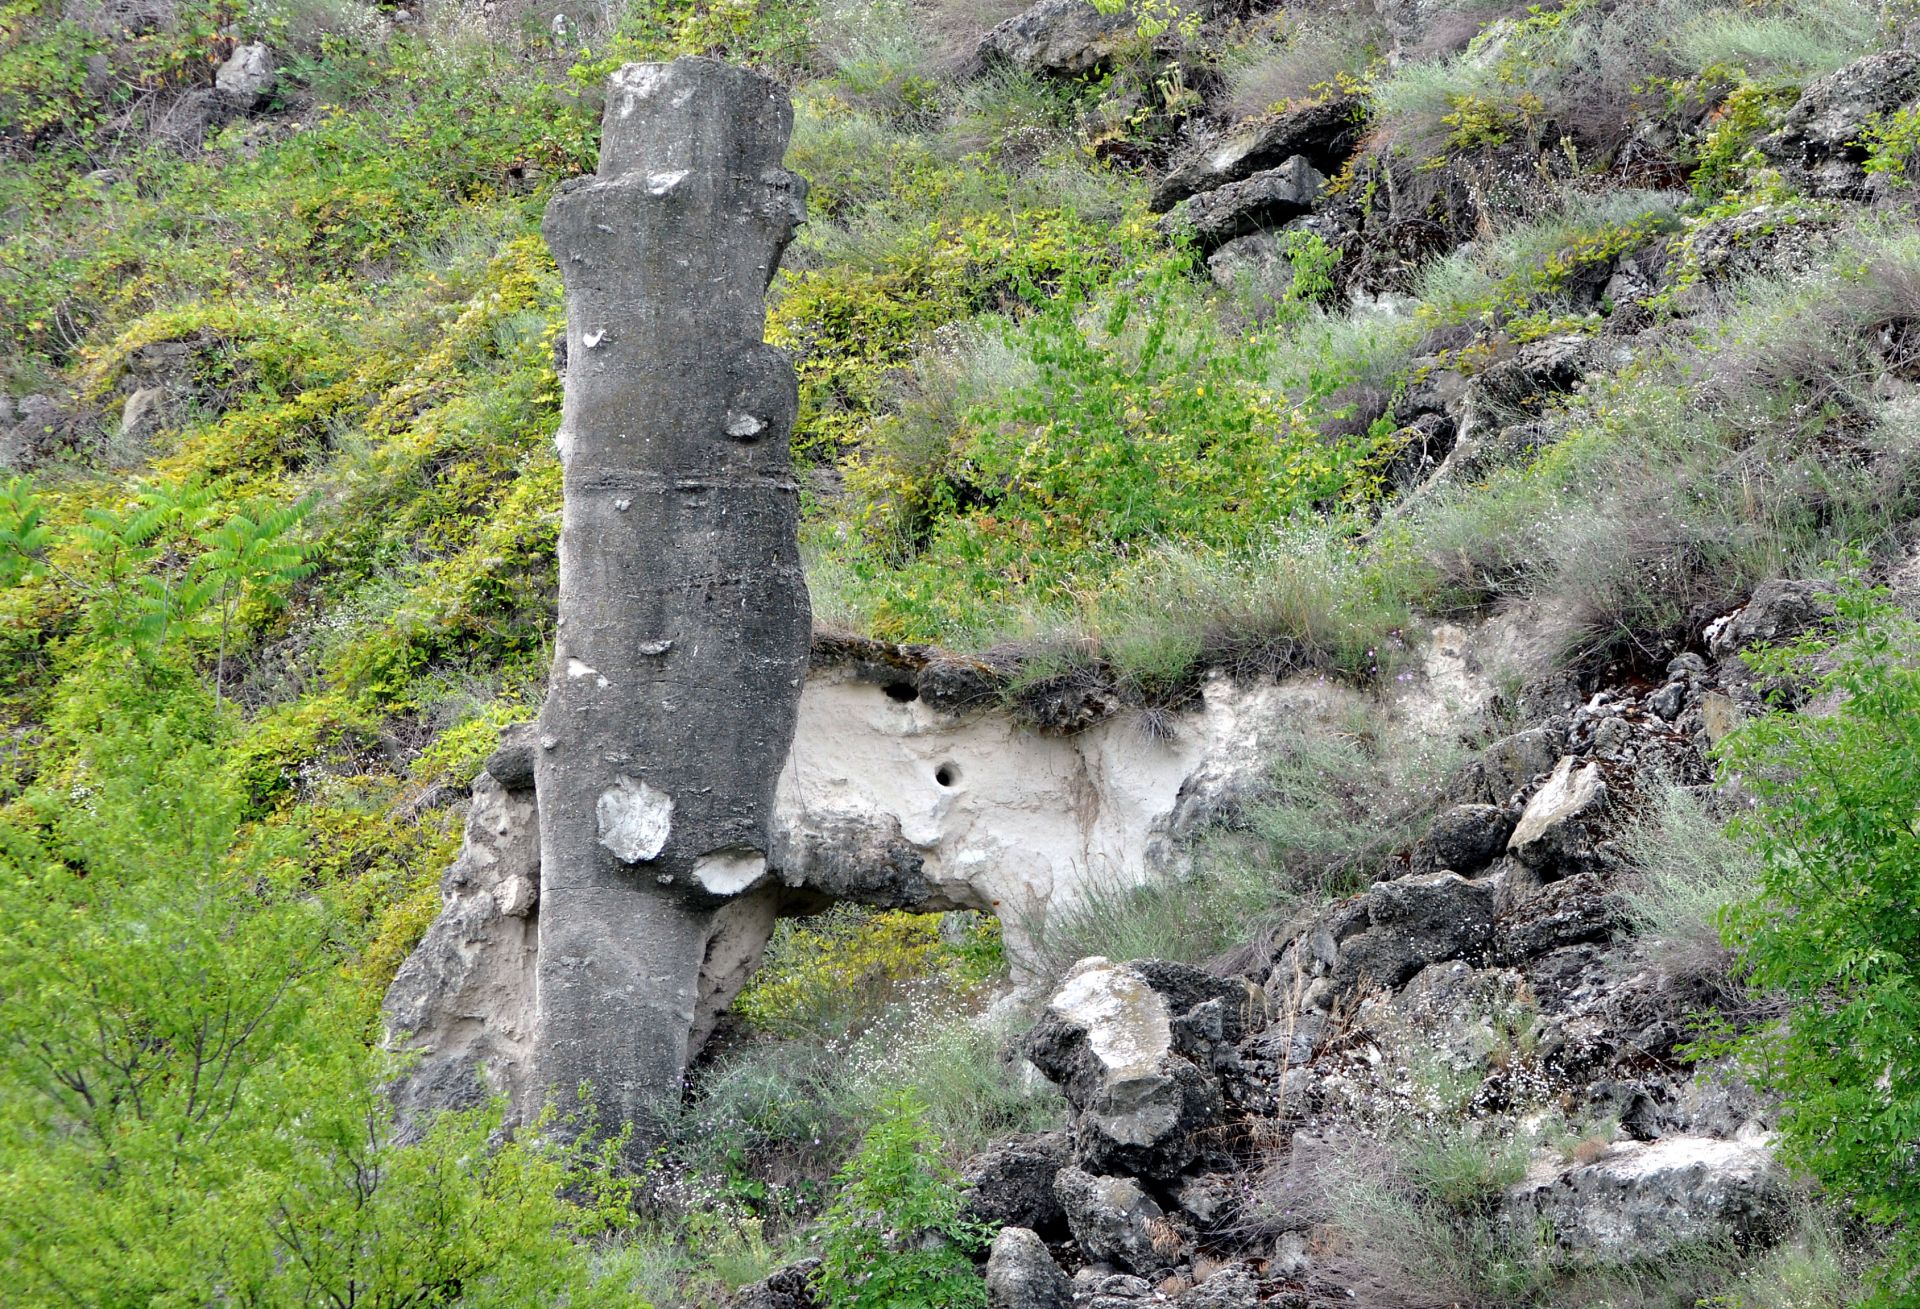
left=2, top=0, right=1919, bottom=1304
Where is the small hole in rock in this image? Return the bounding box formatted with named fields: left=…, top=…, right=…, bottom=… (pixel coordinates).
left=934, top=763, right=959, bottom=787
left=883, top=681, right=919, bottom=703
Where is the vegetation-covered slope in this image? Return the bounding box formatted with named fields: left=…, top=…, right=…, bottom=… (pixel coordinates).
left=3, top=0, right=1919, bottom=1303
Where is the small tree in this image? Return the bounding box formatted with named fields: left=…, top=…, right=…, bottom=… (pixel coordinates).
left=0, top=476, right=314, bottom=704
left=1714, top=576, right=1920, bottom=1304
left=814, top=1089, right=989, bottom=1309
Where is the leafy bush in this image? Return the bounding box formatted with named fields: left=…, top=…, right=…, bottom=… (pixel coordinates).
left=734, top=906, right=1003, bottom=1036
left=0, top=702, right=634, bottom=1308
left=1712, top=576, right=1920, bottom=1303
left=826, top=252, right=1401, bottom=644
left=813, top=1089, right=988, bottom=1309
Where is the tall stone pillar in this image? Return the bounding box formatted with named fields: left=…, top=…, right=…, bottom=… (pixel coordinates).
left=534, top=57, right=810, bottom=1134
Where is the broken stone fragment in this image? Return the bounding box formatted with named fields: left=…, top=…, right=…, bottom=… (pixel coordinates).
left=962, top=1131, right=1072, bottom=1234
left=1151, top=97, right=1364, bottom=211
left=214, top=42, right=276, bottom=108
left=1502, top=1135, right=1786, bottom=1264
left=1023, top=957, right=1241, bottom=1183
left=976, top=0, right=1132, bottom=77
left=1157, top=157, right=1327, bottom=252
left=1054, top=1167, right=1178, bottom=1278
left=1706, top=578, right=1833, bottom=659
left=1409, top=803, right=1514, bottom=876
left=1326, top=870, right=1496, bottom=995
left=986, top=1226, right=1074, bottom=1309
left=1760, top=50, right=1920, bottom=197
left=1507, top=756, right=1607, bottom=871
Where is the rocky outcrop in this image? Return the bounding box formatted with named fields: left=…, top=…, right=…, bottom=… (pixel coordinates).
left=1503, top=1135, right=1786, bottom=1262
left=1054, top=1167, right=1176, bottom=1278
left=214, top=42, right=276, bottom=109
left=963, top=1132, right=1073, bottom=1233
left=1158, top=158, right=1327, bottom=252
left=383, top=756, right=539, bottom=1124
left=1024, top=957, right=1258, bottom=1185
left=730, top=1258, right=821, bottom=1309
left=532, top=56, right=810, bottom=1135
left=977, top=0, right=1132, bottom=77
left=1760, top=50, right=1920, bottom=198
left=1507, top=756, right=1608, bottom=872
left=1706, top=578, right=1833, bottom=658
left=1150, top=98, right=1363, bottom=212
left=875, top=583, right=1805, bottom=1297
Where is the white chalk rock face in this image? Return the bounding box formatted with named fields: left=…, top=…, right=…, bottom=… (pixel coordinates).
left=771, top=666, right=1351, bottom=967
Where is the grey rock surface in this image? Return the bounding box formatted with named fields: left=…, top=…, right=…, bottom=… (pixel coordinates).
left=534, top=56, right=810, bottom=1137
left=728, top=1258, right=820, bottom=1309
left=1176, top=1267, right=1258, bottom=1308
left=988, top=1226, right=1074, bottom=1309
left=1708, top=579, right=1833, bottom=658
left=1761, top=50, right=1920, bottom=197
left=963, top=1132, right=1073, bottom=1233
left=1329, top=871, right=1496, bottom=994
left=977, top=0, right=1131, bottom=77
left=1410, top=803, right=1514, bottom=876
left=1159, top=157, right=1327, bottom=252
left=1503, top=1136, right=1786, bottom=1263
left=383, top=770, right=540, bottom=1125
left=118, top=386, right=168, bottom=445
left=215, top=42, right=276, bottom=107
left=1024, top=958, right=1244, bottom=1183
left=1507, top=756, right=1607, bottom=871
left=1055, top=1167, right=1176, bottom=1278
left=1151, top=98, right=1362, bottom=211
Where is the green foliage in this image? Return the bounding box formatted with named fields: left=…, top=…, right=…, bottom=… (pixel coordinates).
left=1690, top=79, right=1800, bottom=203
left=1864, top=103, right=1920, bottom=187
left=1712, top=576, right=1920, bottom=1303
left=828, top=253, right=1399, bottom=644
left=0, top=701, right=638, bottom=1308
left=735, top=907, right=1003, bottom=1036
left=814, top=1089, right=989, bottom=1309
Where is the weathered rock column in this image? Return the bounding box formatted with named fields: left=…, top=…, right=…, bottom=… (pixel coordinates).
left=535, top=57, right=809, bottom=1133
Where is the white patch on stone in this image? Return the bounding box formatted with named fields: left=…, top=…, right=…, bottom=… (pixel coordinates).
left=647, top=170, right=690, bottom=196
left=614, top=498, right=632, bottom=511
left=597, top=776, right=673, bottom=863
left=611, top=63, right=666, bottom=117
left=582, top=330, right=606, bottom=348
left=1509, top=756, right=1606, bottom=853
left=725, top=411, right=765, bottom=438
left=566, top=657, right=599, bottom=680
left=1049, top=958, right=1173, bottom=1079
left=638, top=639, right=673, bottom=655
left=691, top=848, right=768, bottom=897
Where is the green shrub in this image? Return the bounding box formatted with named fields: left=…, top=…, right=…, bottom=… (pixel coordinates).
left=814, top=1089, right=988, bottom=1309
left=1712, top=576, right=1920, bottom=1303
left=0, top=701, right=635, bottom=1308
